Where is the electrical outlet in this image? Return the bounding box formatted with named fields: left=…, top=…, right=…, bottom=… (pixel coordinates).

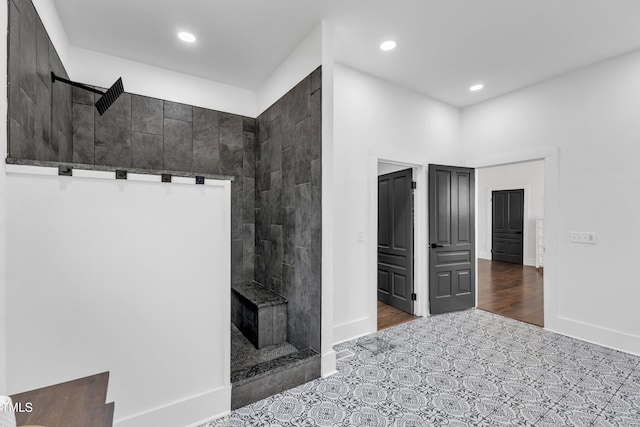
left=195, top=176, right=205, bottom=185
left=570, top=232, right=596, bottom=244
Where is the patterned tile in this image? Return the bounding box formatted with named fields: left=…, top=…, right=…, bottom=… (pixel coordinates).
left=200, top=309, right=640, bottom=426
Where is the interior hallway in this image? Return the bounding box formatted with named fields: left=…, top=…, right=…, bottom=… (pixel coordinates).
left=478, top=258, right=544, bottom=327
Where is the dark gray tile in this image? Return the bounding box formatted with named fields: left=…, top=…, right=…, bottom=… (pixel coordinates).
left=282, top=263, right=295, bottom=299
left=231, top=180, right=243, bottom=240
left=282, top=148, right=295, bottom=207
left=258, top=308, right=274, bottom=348
left=242, top=224, right=255, bottom=283
left=282, top=207, right=296, bottom=266
left=72, top=103, right=94, bottom=164
left=267, top=116, right=283, bottom=173
left=243, top=116, right=256, bottom=133
left=34, top=78, right=54, bottom=161
left=132, top=95, right=163, bottom=135
left=271, top=224, right=283, bottom=280
left=243, top=177, right=255, bottom=224
left=132, top=132, right=163, bottom=169
left=72, top=86, right=94, bottom=106
left=18, top=88, right=36, bottom=159
left=11, top=0, right=22, bottom=12
left=256, top=153, right=271, bottom=192
left=220, top=112, right=244, bottom=150
left=35, top=16, right=50, bottom=90
left=243, top=131, right=256, bottom=178
left=295, top=183, right=312, bottom=248
left=310, top=66, right=322, bottom=94
left=8, top=0, right=21, bottom=124
left=163, top=118, right=192, bottom=171
left=94, top=93, right=131, bottom=167
left=193, top=107, right=220, bottom=174
left=163, top=100, right=192, bottom=122
left=281, top=113, right=295, bottom=151
left=291, top=76, right=311, bottom=124
left=220, top=143, right=243, bottom=178
left=232, top=239, right=243, bottom=285
left=8, top=118, right=21, bottom=159
left=58, top=84, right=73, bottom=163
left=294, top=117, right=312, bottom=184
left=19, top=0, right=36, bottom=101
left=310, top=89, right=322, bottom=161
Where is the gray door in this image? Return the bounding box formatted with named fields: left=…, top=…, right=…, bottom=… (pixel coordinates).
left=429, top=164, right=475, bottom=314
left=378, top=168, right=414, bottom=313
left=492, top=189, right=524, bottom=264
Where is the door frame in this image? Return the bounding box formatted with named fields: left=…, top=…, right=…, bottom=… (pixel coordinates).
left=486, top=185, right=532, bottom=265
left=368, top=149, right=429, bottom=327
left=466, top=147, right=559, bottom=328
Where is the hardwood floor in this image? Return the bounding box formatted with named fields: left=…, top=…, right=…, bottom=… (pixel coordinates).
left=377, top=301, right=417, bottom=330
left=11, top=372, right=114, bottom=427
left=478, top=259, right=544, bottom=327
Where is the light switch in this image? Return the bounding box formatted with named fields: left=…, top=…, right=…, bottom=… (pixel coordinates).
left=570, top=232, right=596, bottom=244
left=357, top=231, right=365, bottom=243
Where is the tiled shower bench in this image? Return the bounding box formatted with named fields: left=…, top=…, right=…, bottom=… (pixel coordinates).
left=231, top=282, right=287, bottom=349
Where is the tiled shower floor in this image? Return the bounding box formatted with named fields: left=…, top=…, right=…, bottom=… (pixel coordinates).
left=208, top=309, right=640, bottom=426
left=231, top=324, right=298, bottom=374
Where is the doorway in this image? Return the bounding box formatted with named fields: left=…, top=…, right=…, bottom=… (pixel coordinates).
left=476, top=161, right=545, bottom=326
left=492, top=189, right=524, bottom=264
left=374, top=160, right=423, bottom=330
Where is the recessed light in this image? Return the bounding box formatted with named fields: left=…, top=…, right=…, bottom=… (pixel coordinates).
left=380, top=40, right=397, bottom=51
left=178, top=32, right=196, bottom=43
left=470, top=83, right=484, bottom=92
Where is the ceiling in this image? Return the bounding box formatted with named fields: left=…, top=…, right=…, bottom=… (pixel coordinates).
left=51, top=0, right=640, bottom=107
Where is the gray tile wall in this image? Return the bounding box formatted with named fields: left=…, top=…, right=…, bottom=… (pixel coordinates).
left=7, top=0, right=256, bottom=286
left=255, top=67, right=322, bottom=352
left=8, top=0, right=72, bottom=161
left=71, top=93, right=257, bottom=286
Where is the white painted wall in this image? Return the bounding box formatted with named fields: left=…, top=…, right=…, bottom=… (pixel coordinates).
left=333, top=64, right=461, bottom=343
left=33, top=1, right=256, bottom=117
left=256, top=23, right=322, bottom=115
left=5, top=168, right=231, bottom=427
left=476, top=161, right=544, bottom=266
left=462, top=48, right=640, bottom=355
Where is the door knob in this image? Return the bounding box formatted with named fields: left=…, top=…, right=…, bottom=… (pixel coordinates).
left=430, top=243, right=444, bottom=248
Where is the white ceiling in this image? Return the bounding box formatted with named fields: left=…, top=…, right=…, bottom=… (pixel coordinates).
left=52, top=0, right=640, bottom=107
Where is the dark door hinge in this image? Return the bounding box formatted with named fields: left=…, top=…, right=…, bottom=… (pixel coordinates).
left=411, top=181, right=417, bottom=189
left=411, top=293, right=417, bottom=301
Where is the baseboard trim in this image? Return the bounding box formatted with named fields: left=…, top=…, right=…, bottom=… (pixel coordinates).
left=550, top=316, right=640, bottom=357
left=333, top=317, right=374, bottom=345
left=321, top=349, right=337, bottom=377
left=113, top=385, right=231, bottom=427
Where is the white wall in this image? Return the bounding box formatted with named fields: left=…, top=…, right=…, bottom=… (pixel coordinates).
left=5, top=168, right=231, bottom=427
left=462, top=48, right=640, bottom=355
left=256, top=23, right=322, bottom=115
left=333, top=64, right=461, bottom=343
left=33, top=2, right=256, bottom=117
left=477, top=161, right=544, bottom=266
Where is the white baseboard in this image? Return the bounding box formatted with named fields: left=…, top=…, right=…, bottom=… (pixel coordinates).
left=321, top=350, right=337, bottom=378
left=550, top=316, right=640, bottom=357
left=114, top=385, right=231, bottom=427
left=524, top=257, right=537, bottom=267
left=477, top=252, right=491, bottom=260
left=333, top=317, right=375, bottom=345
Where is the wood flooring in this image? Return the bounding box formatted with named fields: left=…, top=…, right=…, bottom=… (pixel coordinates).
left=478, top=258, right=544, bottom=327
left=377, top=301, right=418, bottom=330
left=11, top=372, right=114, bottom=427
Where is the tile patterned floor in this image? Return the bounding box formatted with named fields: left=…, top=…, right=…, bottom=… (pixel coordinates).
left=203, top=309, right=640, bottom=426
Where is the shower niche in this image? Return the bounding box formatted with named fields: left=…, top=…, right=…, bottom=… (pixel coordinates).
left=230, top=67, right=322, bottom=409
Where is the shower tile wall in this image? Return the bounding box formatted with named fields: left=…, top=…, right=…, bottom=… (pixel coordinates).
left=7, top=0, right=72, bottom=162
left=7, top=0, right=256, bottom=285
left=71, top=93, right=257, bottom=285
left=255, top=67, right=322, bottom=352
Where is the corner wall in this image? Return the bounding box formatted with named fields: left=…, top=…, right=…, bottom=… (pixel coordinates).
left=461, top=48, right=640, bottom=355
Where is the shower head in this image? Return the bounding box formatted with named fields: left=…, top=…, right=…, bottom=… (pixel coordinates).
left=51, top=72, right=125, bottom=115
left=95, top=77, right=124, bottom=116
